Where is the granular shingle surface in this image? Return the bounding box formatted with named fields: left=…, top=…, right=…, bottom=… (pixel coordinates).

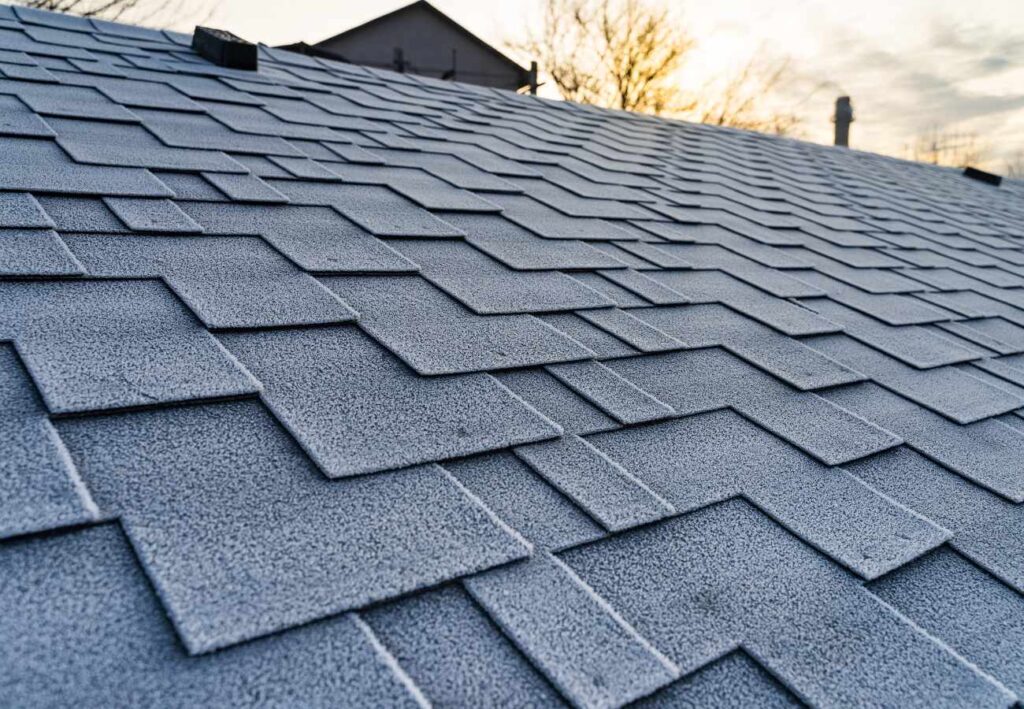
left=4, top=6, right=1024, bottom=706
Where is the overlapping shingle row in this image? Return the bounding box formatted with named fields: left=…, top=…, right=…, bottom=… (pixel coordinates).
left=2, top=4, right=1024, bottom=706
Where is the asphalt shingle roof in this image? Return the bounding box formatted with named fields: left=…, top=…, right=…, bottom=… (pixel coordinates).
left=2, top=5, right=1024, bottom=706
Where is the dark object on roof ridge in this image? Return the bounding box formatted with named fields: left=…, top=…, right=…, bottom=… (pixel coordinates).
left=192, top=26, right=257, bottom=71
left=963, top=166, right=1002, bottom=187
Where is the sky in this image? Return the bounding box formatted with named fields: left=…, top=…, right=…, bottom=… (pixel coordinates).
left=159, top=0, right=1024, bottom=171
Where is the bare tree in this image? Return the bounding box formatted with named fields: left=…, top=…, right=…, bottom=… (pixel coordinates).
left=15, top=0, right=214, bottom=29
left=907, top=128, right=988, bottom=168
left=692, top=56, right=801, bottom=136
left=512, top=0, right=694, bottom=114
left=1007, top=151, right=1024, bottom=179
left=511, top=0, right=800, bottom=134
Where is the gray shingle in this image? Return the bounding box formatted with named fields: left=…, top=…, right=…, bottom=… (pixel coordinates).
left=561, top=499, right=1011, bottom=708
left=0, top=191, right=53, bottom=227
left=540, top=312, right=638, bottom=359
left=869, top=548, right=1024, bottom=698
left=632, top=651, right=803, bottom=709
left=394, top=239, right=614, bottom=314
left=496, top=368, right=619, bottom=436
left=939, top=317, right=1024, bottom=356
left=270, top=179, right=464, bottom=237
left=794, top=270, right=954, bottom=325
left=547, top=360, right=677, bottom=425
left=64, top=234, right=355, bottom=329
left=603, top=348, right=900, bottom=465
left=633, top=303, right=861, bottom=390
left=586, top=409, right=945, bottom=578
left=515, top=434, right=675, bottom=532
left=0, top=344, right=96, bottom=539
left=364, top=586, right=567, bottom=708
left=599, top=269, right=690, bottom=305
left=485, top=193, right=637, bottom=240
left=802, top=297, right=981, bottom=368
left=35, top=195, right=128, bottom=232
left=0, top=228, right=83, bottom=275
left=324, top=161, right=502, bottom=212
left=135, top=107, right=303, bottom=155
left=0, top=78, right=139, bottom=121
left=0, top=136, right=172, bottom=196
left=578, top=308, right=685, bottom=353
left=57, top=400, right=529, bottom=653
left=50, top=117, right=246, bottom=172
left=0, top=93, right=54, bottom=137
left=322, top=274, right=591, bottom=374
left=0, top=279, right=258, bottom=413
left=219, top=327, right=561, bottom=477
left=444, top=452, right=605, bottom=551
left=202, top=171, right=289, bottom=203
left=806, top=333, right=1022, bottom=423
left=465, top=552, right=679, bottom=708
left=847, top=447, right=1024, bottom=593
left=0, top=524, right=424, bottom=707
left=440, top=212, right=626, bottom=270
left=824, top=382, right=1024, bottom=502
left=103, top=197, right=204, bottom=233
left=177, top=201, right=417, bottom=272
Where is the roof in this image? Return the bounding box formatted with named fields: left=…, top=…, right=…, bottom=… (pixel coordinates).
left=1, top=4, right=1024, bottom=707
left=308, top=0, right=528, bottom=80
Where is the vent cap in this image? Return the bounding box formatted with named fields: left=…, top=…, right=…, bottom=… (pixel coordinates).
left=192, top=26, right=257, bottom=70
left=963, top=166, right=1002, bottom=186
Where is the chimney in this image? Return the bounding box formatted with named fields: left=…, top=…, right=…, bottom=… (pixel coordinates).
left=833, top=96, right=853, bottom=147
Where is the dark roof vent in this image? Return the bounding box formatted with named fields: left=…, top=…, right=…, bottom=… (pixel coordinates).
left=963, top=166, right=1002, bottom=187
left=192, top=26, right=257, bottom=70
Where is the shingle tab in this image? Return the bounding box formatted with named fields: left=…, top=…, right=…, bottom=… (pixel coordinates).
left=465, top=552, right=679, bottom=708
left=633, top=303, right=861, bottom=389
left=561, top=499, right=1011, bottom=708
left=103, top=197, right=204, bottom=233
left=0, top=344, right=96, bottom=539
left=847, top=447, right=1024, bottom=593
left=802, top=297, right=981, bottom=368
left=271, top=179, right=464, bottom=237
left=444, top=452, right=604, bottom=551
left=364, top=586, right=566, bottom=708
left=824, top=382, right=1024, bottom=502
left=51, top=116, right=246, bottom=172
left=649, top=270, right=839, bottom=335
left=219, top=326, right=561, bottom=477
left=441, top=212, right=626, bottom=270
left=496, top=368, right=619, bottom=436
left=0, top=191, right=53, bottom=227
left=586, top=409, right=945, bottom=578
left=0, top=136, right=172, bottom=196
left=0, top=525, right=425, bottom=707
left=548, top=360, right=677, bottom=425
left=807, top=333, right=1022, bottom=423
left=869, top=548, right=1024, bottom=698
left=0, top=279, right=258, bottom=413
left=57, top=400, right=530, bottom=653
left=633, top=651, right=803, bottom=708
left=602, top=349, right=900, bottom=465
left=322, top=274, right=591, bottom=374
left=394, top=239, right=614, bottom=314
left=515, top=434, right=675, bottom=532
left=0, top=228, right=83, bottom=276
left=178, top=201, right=418, bottom=272
left=65, top=234, right=355, bottom=329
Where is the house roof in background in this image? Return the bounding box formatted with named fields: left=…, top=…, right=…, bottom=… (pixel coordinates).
left=1, top=3, right=1024, bottom=706
left=312, top=0, right=528, bottom=75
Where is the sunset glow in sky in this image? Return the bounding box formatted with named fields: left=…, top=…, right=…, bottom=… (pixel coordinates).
left=162, top=0, right=1024, bottom=170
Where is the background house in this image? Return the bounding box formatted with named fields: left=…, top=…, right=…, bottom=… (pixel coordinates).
left=285, top=0, right=535, bottom=92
